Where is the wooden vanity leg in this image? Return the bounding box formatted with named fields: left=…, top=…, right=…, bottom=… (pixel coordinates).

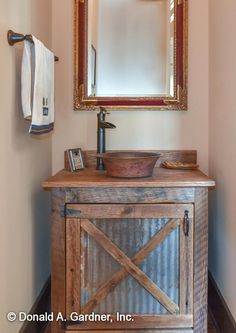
left=194, top=188, right=208, bottom=333
left=51, top=189, right=66, bottom=333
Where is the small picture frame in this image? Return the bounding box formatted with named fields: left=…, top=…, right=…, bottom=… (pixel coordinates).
left=67, top=148, right=85, bottom=172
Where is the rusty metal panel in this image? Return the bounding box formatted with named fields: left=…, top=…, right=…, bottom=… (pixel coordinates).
left=81, top=218, right=179, bottom=314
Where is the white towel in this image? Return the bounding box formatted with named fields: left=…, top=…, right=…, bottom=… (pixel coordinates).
left=21, top=36, right=54, bottom=135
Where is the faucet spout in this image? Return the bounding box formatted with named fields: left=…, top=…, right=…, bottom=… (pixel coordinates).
left=97, top=108, right=116, bottom=170
left=99, top=120, right=116, bottom=129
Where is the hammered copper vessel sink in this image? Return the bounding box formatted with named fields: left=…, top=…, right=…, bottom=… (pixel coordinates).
left=97, top=152, right=161, bottom=178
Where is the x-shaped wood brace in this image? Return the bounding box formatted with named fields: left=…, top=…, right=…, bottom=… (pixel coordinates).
left=80, top=218, right=180, bottom=314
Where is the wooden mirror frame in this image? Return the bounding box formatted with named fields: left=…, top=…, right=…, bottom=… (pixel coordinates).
left=74, top=0, right=188, bottom=111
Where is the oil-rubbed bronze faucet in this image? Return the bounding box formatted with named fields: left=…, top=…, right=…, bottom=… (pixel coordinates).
left=97, top=107, right=116, bottom=170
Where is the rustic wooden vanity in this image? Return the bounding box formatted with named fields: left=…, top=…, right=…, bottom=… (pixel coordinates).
left=43, top=150, right=215, bottom=333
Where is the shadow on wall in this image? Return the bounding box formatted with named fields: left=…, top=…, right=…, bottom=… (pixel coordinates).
left=209, top=183, right=227, bottom=284
left=32, top=187, right=51, bottom=292
left=10, top=42, right=51, bottom=301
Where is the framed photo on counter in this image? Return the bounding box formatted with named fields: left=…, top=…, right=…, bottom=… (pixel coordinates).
left=67, top=148, right=85, bottom=172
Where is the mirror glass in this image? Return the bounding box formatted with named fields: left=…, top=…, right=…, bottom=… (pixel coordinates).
left=87, top=0, right=175, bottom=98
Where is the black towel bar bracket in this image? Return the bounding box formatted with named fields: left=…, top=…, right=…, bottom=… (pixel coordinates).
left=7, top=30, right=59, bottom=62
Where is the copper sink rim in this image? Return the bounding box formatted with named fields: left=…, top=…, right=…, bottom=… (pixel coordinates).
left=97, top=151, right=161, bottom=160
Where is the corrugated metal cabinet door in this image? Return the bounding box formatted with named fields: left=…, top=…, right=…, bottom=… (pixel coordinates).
left=65, top=204, right=194, bottom=331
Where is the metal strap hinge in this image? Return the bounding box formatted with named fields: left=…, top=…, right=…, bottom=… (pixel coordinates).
left=60, top=206, right=81, bottom=217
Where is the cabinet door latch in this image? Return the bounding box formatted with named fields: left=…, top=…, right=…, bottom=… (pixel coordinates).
left=184, top=210, right=190, bottom=236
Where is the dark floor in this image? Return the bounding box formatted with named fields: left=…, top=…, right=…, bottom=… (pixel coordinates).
left=208, top=312, right=218, bottom=333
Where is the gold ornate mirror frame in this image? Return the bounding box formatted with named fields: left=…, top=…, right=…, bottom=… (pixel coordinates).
left=74, top=0, right=188, bottom=111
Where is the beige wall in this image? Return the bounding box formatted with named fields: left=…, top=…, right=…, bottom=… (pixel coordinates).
left=52, top=0, right=209, bottom=174
left=209, top=0, right=236, bottom=319
left=0, top=1, right=52, bottom=332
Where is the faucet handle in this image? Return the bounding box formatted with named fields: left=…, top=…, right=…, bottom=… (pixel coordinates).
left=99, top=106, right=110, bottom=115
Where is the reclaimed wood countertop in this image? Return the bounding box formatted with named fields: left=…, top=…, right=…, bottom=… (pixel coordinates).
left=42, top=166, right=215, bottom=189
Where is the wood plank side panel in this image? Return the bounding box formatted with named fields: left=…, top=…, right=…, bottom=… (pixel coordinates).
left=66, top=204, right=194, bottom=219
left=188, top=217, right=194, bottom=316
left=180, top=218, right=193, bottom=314
left=194, top=188, right=208, bottom=332
left=180, top=219, right=187, bottom=313
left=51, top=189, right=66, bottom=333
left=66, top=219, right=81, bottom=317
left=66, top=314, right=193, bottom=330
left=66, top=187, right=195, bottom=204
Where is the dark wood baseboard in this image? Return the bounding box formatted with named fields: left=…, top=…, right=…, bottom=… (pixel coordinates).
left=19, top=277, right=51, bottom=333
left=208, top=271, right=236, bottom=333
